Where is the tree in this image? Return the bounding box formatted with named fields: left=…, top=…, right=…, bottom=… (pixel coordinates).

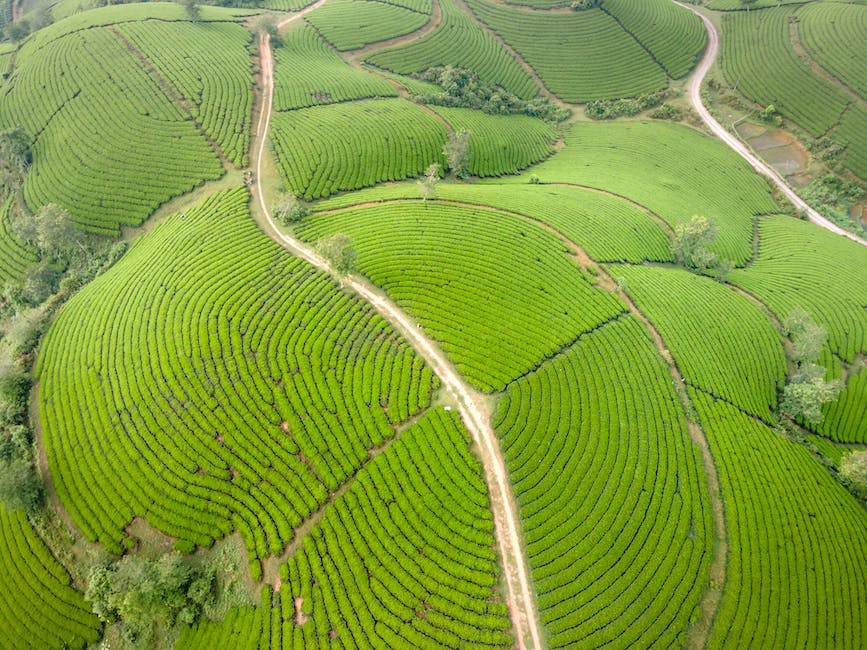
left=34, top=203, right=78, bottom=256
left=317, top=234, right=358, bottom=277
left=417, top=163, right=441, bottom=202
left=841, top=450, right=867, bottom=499
left=273, top=192, right=309, bottom=224
left=443, top=129, right=471, bottom=179
left=671, top=216, right=718, bottom=273
left=179, top=0, right=201, bottom=21
left=781, top=364, right=842, bottom=423
left=780, top=309, right=842, bottom=423
left=0, top=457, right=43, bottom=513
left=0, top=128, right=31, bottom=196
left=784, top=307, right=826, bottom=364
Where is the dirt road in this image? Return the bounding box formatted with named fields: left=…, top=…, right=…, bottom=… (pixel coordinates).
left=675, top=1, right=866, bottom=247
left=253, top=7, right=543, bottom=648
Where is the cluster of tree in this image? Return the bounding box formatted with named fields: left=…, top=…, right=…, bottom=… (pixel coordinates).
left=670, top=216, right=735, bottom=281
left=779, top=308, right=842, bottom=423
left=413, top=67, right=570, bottom=123
left=86, top=553, right=218, bottom=648
left=570, top=0, right=602, bottom=10
left=443, top=129, right=471, bottom=179
left=841, top=450, right=867, bottom=501
left=1, top=6, right=52, bottom=43
left=585, top=92, right=666, bottom=120
left=0, top=353, right=41, bottom=514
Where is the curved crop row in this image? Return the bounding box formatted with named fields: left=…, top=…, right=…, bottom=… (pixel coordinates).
left=602, top=0, right=706, bottom=79
left=274, top=24, right=397, bottom=110
left=799, top=2, right=867, bottom=99
left=816, top=365, right=866, bottom=444
left=0, top=27, right=222, bottom=233
left=0, top=505, right=102, bottom=650
left=36, top=188, right=436, bottom=557
left=517, top=121, right=776, bottom=265
left=494, top=316, right=711, bottom=648
left=427, top=105, right=556, bottom=176
left=177, top=410, right=512, bottom=649
left=0, top=199, right=37, bottom=283
left=614, top=265, right=785, bottom=420
left=367, top=0, right=537, bottom=99
left=117, top=20, right=254, bottom=166
left=730, top=216, right=867, bottom=363
left=836, top=103, right=867, bottom=180
left=297, top=201, right=625, bottom=391
left=310, top=181, right=673, bottom=263
left=465, top=0, right=667, bottom=102
left=692, top=393, right=867, bottom=648
left=271, top=98, right=447, bottom=200
left=306, top=0, right=430, bottom=51
left=719, top=6, right=849, bottom=137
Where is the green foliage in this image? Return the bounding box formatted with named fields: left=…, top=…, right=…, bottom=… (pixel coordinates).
left=841, top=450, right=867, bottom=499
left=37, top=188, right=436, bottom=556
left=719, top=7, right=849, bottom=137
left=784, top=307, right=826, bottom=365
left=316, top=233, right=358, bottom=276
left=305, top=0, right=428, bottom=51
left=801, top=174, right=865, bottom=231
left=730, top=216, right=867, bottom=363
left=816, top=365, right=867, bottom=443
left=671, top=215, right=719, bottom=274
left=367, top=0, right=537, bottom=99
left=692, top=392, right=867, bottom=648
left=781, top=363, right=842, bottom=424
left=413, top=66, right=570, bottom=122
left=0, top=127, right=31, bottom=196
left=416, top=162, right=441, bottom=201
left=297, top=201, right=625, bottom=391
left=614, top=265, right=786, bottom=419
left=0, top=364, right=32, bottom=426
left=270, top=98, right=448, bottom=200
left=272, top=192, right=310, bottom=225
left=649, top=102, right=683, bottom=121
left=519, top=121, right=777, bottom=265
left=443, top=128, right=471, bottom=178
left=494, top=317, right=711, bottom=648
left=0, top=199, right=38, bottom=285
left=465, top=0, right=667, bottom=102
left=177, top=410, right=513, bottom=649
left=585, top=92, right=665, bottom=120
left=0, top=503, right=102, bottom=648
left=0, top=457, right=42, bottom=513
left=86, top=553, right=216, bottom=645
left=602, top=0, right=706, bottom=79
left=273, top=24, right=397, bottom=111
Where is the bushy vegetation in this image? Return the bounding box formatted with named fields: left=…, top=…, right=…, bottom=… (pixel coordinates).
left=413, top=66, right=569, bottom=122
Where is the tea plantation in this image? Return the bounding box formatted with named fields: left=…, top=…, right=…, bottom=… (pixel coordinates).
left=1, top=0, right=865, bottom=648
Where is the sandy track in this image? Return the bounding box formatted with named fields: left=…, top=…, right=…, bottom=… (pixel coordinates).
left=675, top=0, right=866, bottom=247
left=254, top=5, right=542, bottom=648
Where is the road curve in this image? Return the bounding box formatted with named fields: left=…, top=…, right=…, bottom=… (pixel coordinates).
left=253, top=6, right=544, bottom=649
left=674, top=0, right=867, bottom=247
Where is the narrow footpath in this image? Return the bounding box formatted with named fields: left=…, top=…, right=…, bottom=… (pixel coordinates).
left=253, top=5, right=543, bottom=649
left=674, top=0, right=867, bottom=247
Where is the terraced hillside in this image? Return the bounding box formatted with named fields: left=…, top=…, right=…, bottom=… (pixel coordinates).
left=3, top=0, right=866, bottom=648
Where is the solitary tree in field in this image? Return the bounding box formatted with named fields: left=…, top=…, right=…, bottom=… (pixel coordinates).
left=444, top=129, right=471, bottom=179
left=273, top=192, right=309, bottom=224
left=780, top=309, right=842, bottom=423
left=417, top=163, right=441, bottom=202
left=317, top=234, right=358, bottom=277
left=671, top=216, right=718, bottom=274
left=16, top=203, right=79, bottom=257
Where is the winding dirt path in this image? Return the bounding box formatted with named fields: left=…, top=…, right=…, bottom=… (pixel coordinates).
left=674, top=0, right=867, bottom=247
left=254, top=6, right=543, bottom=649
